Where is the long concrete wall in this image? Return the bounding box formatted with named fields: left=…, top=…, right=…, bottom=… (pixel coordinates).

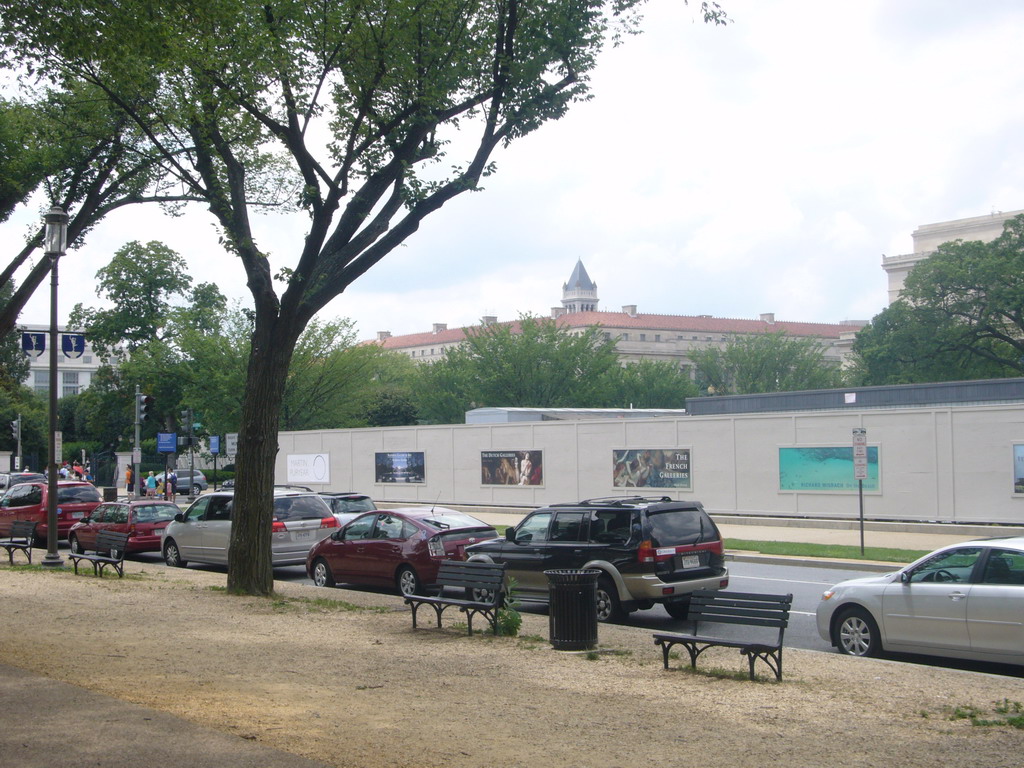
left=275, top=402, right=1024, bottom=525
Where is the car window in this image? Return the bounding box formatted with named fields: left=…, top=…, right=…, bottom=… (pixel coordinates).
left=551, top=511, right=587, bottom=542
left=590, top=511, right=633, bottom=544
left=21, top=485, right=43, bottom=506
left=107, top=506, right=129, bottom=524
left=91, top=504, right=108, bottom=522
left=328, top=497, right=375, bottom=514
left=981, top=549, right=1024, bottom=585
left=908, top=547, right=982, bottom=583
left=515, top=512, right=551, bottom=543
left=135, top=504, right=179, bottom=523
left=184, top=498, right=208, bottom=522
left=57, top=485, right=101, bottom=503
left=205, top=496, right=233, bottom=522
left=343, top=515, right=377, bottom=540
left=418, top=512, right=488, bottom=530
left=647, top=507, right=716, bottom=547
left=274, top=495, right=330, bottom=521
left=374, top=515, right=406, bottom=540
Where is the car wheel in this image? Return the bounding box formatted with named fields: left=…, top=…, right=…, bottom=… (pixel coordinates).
left=68, top=534, right=82, bottom=555
left=163, top=539, right=187, bottom=568
left=192, top=484, right=202, bottom=495
left=312, top=558, right=335, bottom=588
left=595, top=576, right=625, bottom=623
left=396, top=566, right=422, bottom=597
left=663, top=598, right=691, bottom=621
left=835, top=606, right=881, bottom=657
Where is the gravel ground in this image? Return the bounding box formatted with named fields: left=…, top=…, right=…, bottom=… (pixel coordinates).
left=2, top=560, right=1023, bottom=768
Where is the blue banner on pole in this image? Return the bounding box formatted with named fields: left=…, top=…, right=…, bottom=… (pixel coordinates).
left=209, top=435, right=220, bottom=455
left=156, top=432, right=177, bottom=454
left=61, top=333, right=86, bottom=359
left=21, top=332, right=45, bottom=358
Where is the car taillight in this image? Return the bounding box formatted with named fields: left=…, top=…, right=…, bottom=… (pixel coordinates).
left=271, top=520, right=286, bottom=532
left=637, top=540, right=676, bottom=564
left=427, top=537, right=445, bottom=558
left=320, top=517, right=338, bottom=528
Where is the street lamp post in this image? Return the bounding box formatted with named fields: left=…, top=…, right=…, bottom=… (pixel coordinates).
left=42, top=206, right=68, bottom=568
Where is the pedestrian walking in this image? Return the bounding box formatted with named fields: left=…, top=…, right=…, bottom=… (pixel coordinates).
left=145, top=471, right=156, bottom=497
left=126, top=466, right=134, bottom=495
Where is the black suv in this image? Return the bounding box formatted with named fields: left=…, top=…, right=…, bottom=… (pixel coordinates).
left=465, top=496, right=728, bottom=622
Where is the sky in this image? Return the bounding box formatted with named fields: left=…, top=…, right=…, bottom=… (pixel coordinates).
left=8, top=0, right=1024, bottom=340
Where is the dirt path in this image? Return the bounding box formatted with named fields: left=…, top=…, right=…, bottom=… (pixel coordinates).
left=1, top=562, right=1023, bottom=768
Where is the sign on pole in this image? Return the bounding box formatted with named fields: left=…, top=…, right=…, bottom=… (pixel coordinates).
left=226, top=432, right=238, bottom=457
left=157, top=432, right=177, bottom=454
left=209, top=435, right=220, bottom=455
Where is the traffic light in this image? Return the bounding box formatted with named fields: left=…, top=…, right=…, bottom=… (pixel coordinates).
left=138, top=393, right=154, bottom=422
left=10, top=417, right=20, bottom=441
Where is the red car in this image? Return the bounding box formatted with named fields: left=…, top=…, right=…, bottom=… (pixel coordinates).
left=306, top=507, right=498, bottom=596
left=69, top=500, right=181, bottom=555
left=0, top=481, right=102, bottom=543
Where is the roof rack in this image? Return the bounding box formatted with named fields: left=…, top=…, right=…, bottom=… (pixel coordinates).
left=273, top=484, right=313, bottom=493
left=576, top=496, right=674, bottom=507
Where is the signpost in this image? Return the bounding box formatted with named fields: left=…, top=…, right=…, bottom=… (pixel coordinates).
left=852, top=428, right=867, bottom=554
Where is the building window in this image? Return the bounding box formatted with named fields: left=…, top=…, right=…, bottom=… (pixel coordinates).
left=62, top=371, right=80, bottom=397
left=655, top=334, right=661, bottom=342
left=34, top=370, right=48, bottom=394
left=639, top=333, right=646, bottom=341
left=621, top=333, right=629, bottom=341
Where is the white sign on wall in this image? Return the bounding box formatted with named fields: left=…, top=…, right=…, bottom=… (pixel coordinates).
left=287, top=453, right=330, bottom=485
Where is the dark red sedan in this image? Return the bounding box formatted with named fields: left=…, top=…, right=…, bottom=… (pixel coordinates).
left=69, top=499, right=181, bottom=554
left=306, top=507, right=498, bottom=596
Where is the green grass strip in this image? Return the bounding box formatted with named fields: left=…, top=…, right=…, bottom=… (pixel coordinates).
left=725, top=539, right=929, bottom=563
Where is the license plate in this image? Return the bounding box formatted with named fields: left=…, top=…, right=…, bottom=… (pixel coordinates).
left=680, top=554, right=700, bottom=569
left=71, top=511, right=84, bottom=519
left=294, top=531, right=313, bottom=541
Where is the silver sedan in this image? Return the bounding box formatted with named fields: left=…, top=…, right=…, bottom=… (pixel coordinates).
left=816, top=536, right=1024, bottom=668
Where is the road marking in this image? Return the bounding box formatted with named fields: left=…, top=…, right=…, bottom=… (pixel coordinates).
left=729, top=574, right=835, bottom=586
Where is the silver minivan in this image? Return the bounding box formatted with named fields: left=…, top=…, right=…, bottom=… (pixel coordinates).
left=161, top=489, right=338, bottom=567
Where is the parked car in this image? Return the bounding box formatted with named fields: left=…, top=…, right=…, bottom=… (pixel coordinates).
left=817, top=537, right=1024, bottom=667
left=69, top=499, right=181, bottom=555
left=319, top=492, right=376, bottom=526
left=0, top=481, right=103, bottom=542
left=161, top=488, right=338, bottom=567
left=465, top=496, right=729, bottom=622
left=306, top=507, right=498, bottom=596
left=0, top=471, right=45, bottom=491
left=153, top=469, right=208, bottom=495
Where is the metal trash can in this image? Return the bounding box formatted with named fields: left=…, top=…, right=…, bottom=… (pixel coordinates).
left=103, top=486, right=118, bottom=502
left=544, top=569, right=600, bottom=651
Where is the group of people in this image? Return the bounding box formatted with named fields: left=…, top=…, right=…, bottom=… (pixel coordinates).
left=125, top=467, right=177, bottom=499
left=57, top=461, right=91, bottom=481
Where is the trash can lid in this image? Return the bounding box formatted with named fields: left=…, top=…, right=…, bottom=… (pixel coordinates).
left=543, top=568, right=602, bottom=583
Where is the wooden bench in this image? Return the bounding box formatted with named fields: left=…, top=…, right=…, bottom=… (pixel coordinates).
left=653, top=590, right=793, bottom=681
left=68, top=530, right=130, bottom=578
left=405, top=560, right=508, bottom=636
left=0, top=520, right=37, bottom=565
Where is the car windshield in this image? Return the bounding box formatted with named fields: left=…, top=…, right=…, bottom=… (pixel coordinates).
left=328, top=497, right=375, bottom=513
left=134, top=504, right=179, bottom=523
left=418, top=512, right=490, bottom=531
left=646, top=507, right=718, bottom=546
left=57, top=485, right=101, bottom=503
left=274, top=495, right=331, bottom=521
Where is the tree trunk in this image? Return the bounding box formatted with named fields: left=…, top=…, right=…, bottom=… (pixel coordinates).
left=226, top=316, right=299, bottom=595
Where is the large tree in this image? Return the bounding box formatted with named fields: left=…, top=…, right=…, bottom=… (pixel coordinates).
left=851, top=213, right=1024, bottom=384
left=1, top=0, right=727, bottom=594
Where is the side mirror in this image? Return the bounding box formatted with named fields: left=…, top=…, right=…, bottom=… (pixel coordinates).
left=174, top=513, right=186, bottom=523
left=900, top=571, right=911, bottom=584
left=80, top=516, right=91, bottom=524
left=505, top=528, right=516, bottom=542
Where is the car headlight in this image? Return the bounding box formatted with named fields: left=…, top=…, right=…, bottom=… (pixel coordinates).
left=820, top=589, right=836, bottom=601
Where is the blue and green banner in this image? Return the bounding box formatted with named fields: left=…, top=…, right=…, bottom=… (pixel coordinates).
left=779, top=446, right=879, bottom=492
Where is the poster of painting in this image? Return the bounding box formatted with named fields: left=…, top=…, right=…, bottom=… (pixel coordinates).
left=612, top=449, right=691, bottom=489
left=480, top=450, right=543, bottom=486
left=778, top=446, right=879, bottom=492
left=1013, top=445, right=1024, bottom=494
left=374, top=451, right=426, bottom=484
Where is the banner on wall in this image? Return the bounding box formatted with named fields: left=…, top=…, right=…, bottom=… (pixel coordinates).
left=288, top=453, right=330, bottom=485
left=779, top=446, right=879, bottom=492
left=481, top=450, right=543, bottom=486
left=375, top=451, right=425, bottom=484
left=612, top=449, right=691, bottom=489
left=1013, top=445, right=1024, bottom=494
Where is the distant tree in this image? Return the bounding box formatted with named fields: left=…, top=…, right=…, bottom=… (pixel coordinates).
left=690, top=331, right=844, bottom=395
left=600, top=359, right=697, bottom=408
left=365, top=390, right=419, bottom=427
left=852, top=214, right=1024, bottom=383
left=416, top=316, right=620, bottom=422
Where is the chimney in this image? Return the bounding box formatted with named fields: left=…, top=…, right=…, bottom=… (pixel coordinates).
left=622, top=305, right=637, bottom=317
left=481, top=315, right=497, bottom=326
left=760, top=313, right=775, bottom=324
left=376, top=331, right=392, bottom=341
left=432, top=323, right=447, bottom=334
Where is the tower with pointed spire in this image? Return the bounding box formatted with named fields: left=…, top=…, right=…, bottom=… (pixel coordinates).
left=561, top=259, right=599, bottom=314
